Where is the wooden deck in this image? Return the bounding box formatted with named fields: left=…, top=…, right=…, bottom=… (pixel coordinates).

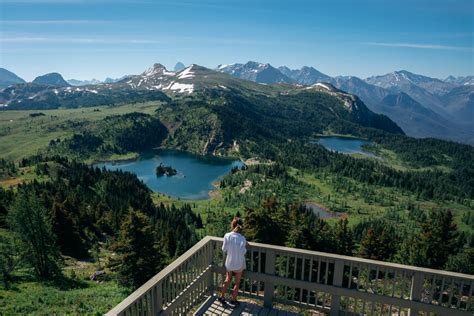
left=194, top=295, right=304, bottom=316
left=106, top=236, right=474, bottom=316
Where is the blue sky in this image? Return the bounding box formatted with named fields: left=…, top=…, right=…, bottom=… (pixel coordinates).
left=1, top=0, right=473, bottom=81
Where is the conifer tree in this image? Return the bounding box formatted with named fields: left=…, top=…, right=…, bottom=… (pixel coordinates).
left=403, top=210, right=460, bottom=269
left=334, top=219, right=355, bottom=256
left=359, top=227, right=396, bottom=261
left=109, top=210, right=166, bottom=289
left=0, top=233, right=18, bottom=289
left=7, top=191, right=61, bottom=279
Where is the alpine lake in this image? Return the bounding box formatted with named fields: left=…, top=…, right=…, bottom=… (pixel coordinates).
left=94, top=150, right=243, bottom=200
left=314, top=136, right=378, bottom=158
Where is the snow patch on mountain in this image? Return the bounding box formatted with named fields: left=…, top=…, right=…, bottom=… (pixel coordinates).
left=166, top=82, right=194, bottom=94
left=315, top=83, right=331, bottom=90
left=177, top=65, right=195, bottom=79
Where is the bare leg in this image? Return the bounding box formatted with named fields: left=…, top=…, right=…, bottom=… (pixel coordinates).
left=220, top=271, right=232, bottom=299
left=231, top=271, right=243, bottom=301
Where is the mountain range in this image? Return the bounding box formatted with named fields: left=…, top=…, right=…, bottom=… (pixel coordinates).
left=0, top=62, right=472, bottom=144
left=217, top=62, right=473, bottom=144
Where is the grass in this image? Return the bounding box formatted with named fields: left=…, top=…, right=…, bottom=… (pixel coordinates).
left=0, top=256, right=129, bottom=316
left=0, top=228, right=128, bottom=315
left=0, top=276, right=127, bottom=315
left=0, top=102, right=162, bottom=161
left=289, top=168, right=473, bottom=232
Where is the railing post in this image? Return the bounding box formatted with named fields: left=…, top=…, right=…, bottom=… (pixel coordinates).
left=408, top=272, right=424, bottom=316
left=264, top=249, right=276, bottom=308
left=330, top=260, right=344, bottom=316
left=208, top=240, right=215, bottom=295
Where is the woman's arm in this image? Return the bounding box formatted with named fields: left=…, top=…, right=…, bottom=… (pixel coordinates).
left=222, top=236, right=227, bottom=253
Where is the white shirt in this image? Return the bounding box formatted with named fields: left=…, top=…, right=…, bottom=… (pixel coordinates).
left=222, top=232, right=247, bottom=271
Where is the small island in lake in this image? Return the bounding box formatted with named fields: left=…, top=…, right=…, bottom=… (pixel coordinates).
left=156, top=163, right=177, bottom=177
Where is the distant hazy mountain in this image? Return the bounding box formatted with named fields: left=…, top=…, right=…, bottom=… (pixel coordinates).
left=329, top=76, right=388, bottom=106
left=174, top=62, right=186, bottom=72
left=217, top=61, right=294, bottom=84
left=444, top=75, right=474, bottom=86
left=366, top=70, right=454, bottom=96
left=32, top=73, right=70, bottom=87
left=278, top=66, right=331, bottom=85
left=0, top=68, right=26, bottom=88
left=67, top=78, right=102, bottom=86
left=440, top=85, right=474, bottom=124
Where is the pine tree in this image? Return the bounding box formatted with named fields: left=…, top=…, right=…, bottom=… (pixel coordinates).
left=7, top=191, right=61, bottom=279
left=405, top=210, right=460, bottom=269
left=109, top=210, right=166, bottom=289
left=0, top=233, right=18, bottom=289
left=334, top=219, right=355, bottom=256
left=359, top=227, right=396, bottom=261
left=51, top=201, right=87, bottom=258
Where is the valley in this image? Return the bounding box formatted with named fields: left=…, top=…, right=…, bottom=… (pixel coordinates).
left=0, top=63, right=472, bottom=314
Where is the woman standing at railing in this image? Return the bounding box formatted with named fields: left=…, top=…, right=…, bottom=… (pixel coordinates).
left=219, top=217, right=248, bottom=306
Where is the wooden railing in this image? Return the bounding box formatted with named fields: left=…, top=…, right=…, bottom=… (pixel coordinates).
left=107, top=236, right=474, bottom=316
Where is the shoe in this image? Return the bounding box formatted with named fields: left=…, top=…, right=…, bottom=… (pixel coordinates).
left=230, top=300, right=240, bottom=306
left=217, top=296, right=226, bottom=305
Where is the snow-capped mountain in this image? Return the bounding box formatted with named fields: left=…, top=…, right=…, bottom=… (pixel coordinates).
left=32, top=73, right=70, bottom=87
left=216, top=61, right=294, bottom=84
left=2, top=61, right=472, bottom=144
left=278, top=66, right=331, bottom=85
left=365, top=70, right=454, bottom=95
left=119, top=63, right=197, bottom=94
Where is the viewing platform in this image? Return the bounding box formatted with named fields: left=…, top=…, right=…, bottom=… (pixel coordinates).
left=107, top=236, right=474, bottom=316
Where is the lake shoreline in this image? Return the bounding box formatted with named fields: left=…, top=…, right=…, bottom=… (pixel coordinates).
left=94, top=149, right=244, bottom=200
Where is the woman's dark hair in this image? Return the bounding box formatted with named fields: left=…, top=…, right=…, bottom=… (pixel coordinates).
left=231, top=217, right=243, bottom=232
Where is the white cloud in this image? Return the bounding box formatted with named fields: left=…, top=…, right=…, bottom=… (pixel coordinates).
left=363, top=42, right=473, bottom=52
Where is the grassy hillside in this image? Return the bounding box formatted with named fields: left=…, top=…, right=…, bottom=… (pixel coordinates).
left=0, top=85, right=472, bottom=314
left=0, top=102, right=161, bottom=161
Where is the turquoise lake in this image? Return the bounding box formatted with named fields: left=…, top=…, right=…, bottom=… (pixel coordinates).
left=94, top=150, right=243, bottom=200
left=315, top=136, right=377, bottom=158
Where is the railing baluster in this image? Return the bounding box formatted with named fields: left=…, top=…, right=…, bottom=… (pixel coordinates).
left=348, top=262, right=353, bottom=289
left=468, top=281, right=473, bottom=311
left=299, top=256, right=305, bottom=304
left=448, top=278, right=455, bottom=308
left=440, top=276, right=446, bottom=306
left=383, top=268, right=388, bottom=295
left=429, top=274, right=436, bottom=303
left=324, top=259, right=329, bottom=285
left=456, top=280, right=464, bottom=309
left=107, top=237, right=474, bottom=316
left=317, top=258, right=322, bottom=284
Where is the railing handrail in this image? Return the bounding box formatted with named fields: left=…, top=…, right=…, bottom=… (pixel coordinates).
left=208, top=236, right=474, bottom=280
left=107, top=236, right=474, bottom=315
left=105, top=236, right=214, bottom=316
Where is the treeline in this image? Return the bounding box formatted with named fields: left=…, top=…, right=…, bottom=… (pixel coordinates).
left=265, top=141, right=473, bottom=201
left=0, top=157, right=199, bottom=289
left=370, top=135, right=474, bottom=169
left=242, top=197, right=473, bottom=274
left=219, top=163, right=314, bottom=208
left=0, top=159, right=17, bottom=179
left=48, top=112, right=168, bottom=160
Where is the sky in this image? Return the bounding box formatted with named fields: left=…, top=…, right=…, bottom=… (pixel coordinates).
left=0, top=0, right=473, bottom=81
